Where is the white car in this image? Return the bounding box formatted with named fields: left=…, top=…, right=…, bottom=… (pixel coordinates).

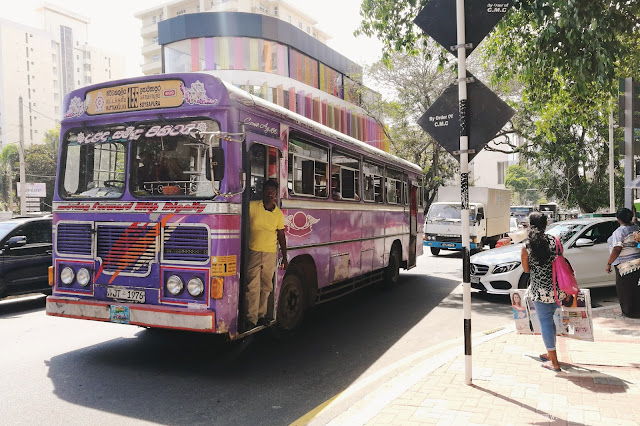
left=470, top=217, right=620, bottom=294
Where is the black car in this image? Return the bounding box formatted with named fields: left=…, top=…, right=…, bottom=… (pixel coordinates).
left=0, top=215, right=52, bottom=298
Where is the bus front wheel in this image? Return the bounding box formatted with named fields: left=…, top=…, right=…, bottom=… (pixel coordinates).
left=430, top=247, right=440, bottom=256
left=276, top=272, right=306, bottom=332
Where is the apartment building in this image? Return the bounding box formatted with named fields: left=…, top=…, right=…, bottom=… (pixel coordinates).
left=0, top=3, right=125, bottom=148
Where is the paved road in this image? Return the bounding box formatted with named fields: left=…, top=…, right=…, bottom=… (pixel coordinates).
left=0, top=249, right=619, bottom=425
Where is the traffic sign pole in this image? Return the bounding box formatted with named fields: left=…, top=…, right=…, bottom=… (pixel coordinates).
left=455, top=0, right=472, bottom=386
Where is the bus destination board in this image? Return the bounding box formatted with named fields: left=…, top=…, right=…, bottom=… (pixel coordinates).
left=86, top=80, right=184, bottom=115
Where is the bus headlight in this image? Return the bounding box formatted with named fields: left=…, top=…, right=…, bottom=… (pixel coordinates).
left=166, top=275, right=184, bottom=295
left=77, top=268, right=91, bottom=286
left=60, top=267, right=75, bottom=285
left=187, top=277, right=204, bottom=297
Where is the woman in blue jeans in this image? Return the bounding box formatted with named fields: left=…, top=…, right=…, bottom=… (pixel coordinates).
left=521, top=212, right=566, bottom=372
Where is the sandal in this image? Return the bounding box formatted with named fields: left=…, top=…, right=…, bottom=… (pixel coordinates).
left=540, top=353, right=549, bottom=362
left=541, top=361, right=561, bottom=372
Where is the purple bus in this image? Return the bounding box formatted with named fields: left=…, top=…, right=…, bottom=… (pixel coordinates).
left=46, top=73, right=424, bottom=339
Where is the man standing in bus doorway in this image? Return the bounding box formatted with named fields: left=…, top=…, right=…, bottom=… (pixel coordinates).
left=244, top=179, right=288, bottom=331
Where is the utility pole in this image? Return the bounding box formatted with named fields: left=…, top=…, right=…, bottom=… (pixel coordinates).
left=609, top=108, right=615, bottom=213
left=18, top=96, right=27, bottom=215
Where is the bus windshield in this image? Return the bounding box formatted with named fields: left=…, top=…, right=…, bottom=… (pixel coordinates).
left=61, top=119, right=220, bottom=199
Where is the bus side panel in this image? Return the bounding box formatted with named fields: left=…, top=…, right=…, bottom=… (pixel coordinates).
left=282, top=208, right=331, bottom=288
left=362, top=209, right=386, bottom=270
left=330, top=209, right=362, bottom=280
left=360, top=239, right=374, bottom=273
left=386, top=210, right=406, bottom=261
left=209, top=214, right=241, bottom=334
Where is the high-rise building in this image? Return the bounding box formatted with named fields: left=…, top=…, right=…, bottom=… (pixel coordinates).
left=0, top=3, right=125, bottom=148
left=134, top=0, right=390, bottom=151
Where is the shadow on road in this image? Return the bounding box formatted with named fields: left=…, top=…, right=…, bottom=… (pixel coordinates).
left=45, top=274, right=461, bottom=425
left=0, top=294, right=46, bottom=317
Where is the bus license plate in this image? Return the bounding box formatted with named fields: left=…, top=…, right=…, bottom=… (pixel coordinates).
left=106, top=286, right=145, bottom=303
left=441, top=243, right=456, bottom=248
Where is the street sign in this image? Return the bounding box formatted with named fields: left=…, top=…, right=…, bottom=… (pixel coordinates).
left=417, top=75, right=515, bottom=161
left=414, top=0, right=513, bottom=55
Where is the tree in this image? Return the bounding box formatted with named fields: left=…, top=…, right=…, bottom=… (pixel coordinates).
left=356, top=1, right=640, bottom=211
left=504, top=165, right=531, bottom=204
left=0, top=145, right=19, bottom=211
left=25, top=125, right=59, bottom=211
left=354, top=47, right=459, bottom=209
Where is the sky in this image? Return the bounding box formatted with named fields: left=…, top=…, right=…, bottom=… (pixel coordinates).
left=4, top=0, right=384, bottom=78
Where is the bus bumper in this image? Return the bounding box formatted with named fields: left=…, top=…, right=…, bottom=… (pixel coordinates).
left=423, top=241, right=479, bottom=250
left=46, top=296, right=216, bottom=332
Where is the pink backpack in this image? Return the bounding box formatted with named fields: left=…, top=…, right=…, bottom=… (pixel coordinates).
left=552, top=236, right=579, bottom=305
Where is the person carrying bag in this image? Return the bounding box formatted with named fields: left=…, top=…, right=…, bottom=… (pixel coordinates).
left=551, top=236, right=579, bottom=306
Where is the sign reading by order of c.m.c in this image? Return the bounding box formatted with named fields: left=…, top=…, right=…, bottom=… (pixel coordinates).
left=86, top=80, right=184, bottom=115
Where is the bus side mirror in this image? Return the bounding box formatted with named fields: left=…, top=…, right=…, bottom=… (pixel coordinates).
left=206, top=147, right=225, bottom=181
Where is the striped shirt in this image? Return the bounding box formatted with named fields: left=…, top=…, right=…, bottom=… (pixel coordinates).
left=607, top=224, right=640, bottom=265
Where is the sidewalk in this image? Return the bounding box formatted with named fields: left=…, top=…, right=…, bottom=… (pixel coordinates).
left=322, top=304, right=640, bottom=425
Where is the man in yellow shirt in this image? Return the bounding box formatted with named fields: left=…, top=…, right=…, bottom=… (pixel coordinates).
left=244, top=179, right=288, bottom=330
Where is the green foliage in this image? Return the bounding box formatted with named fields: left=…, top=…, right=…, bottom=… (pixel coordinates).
left=357, top=0, right=640, bottom=213
left=504, top=165, right=532, bottom=203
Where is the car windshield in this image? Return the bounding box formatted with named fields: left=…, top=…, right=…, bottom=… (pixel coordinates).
left=545, top=222, right=587, bottom=243
left=0, top=222, right=19, bottom=240
left=428, top=204, right=476, bottom=222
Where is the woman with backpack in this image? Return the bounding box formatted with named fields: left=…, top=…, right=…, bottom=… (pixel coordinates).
left=521, top=212, right=565, bottom=372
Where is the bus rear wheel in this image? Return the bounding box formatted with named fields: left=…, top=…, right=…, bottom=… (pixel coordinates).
left=384, top=248, right=401, bottom=287
left=276, top=272, right=306, bottom=332
left=430, top=247, right=440, bottom=256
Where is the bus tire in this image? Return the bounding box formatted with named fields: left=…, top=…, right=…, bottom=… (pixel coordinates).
left=430, top=247, right=440, bottom=256
left=276, top=272, right=306, bottom=332
left=384, top=248, right=401, bottom=287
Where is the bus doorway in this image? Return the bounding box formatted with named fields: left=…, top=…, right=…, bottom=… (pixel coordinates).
left=241, top=142, right=282, bottom=331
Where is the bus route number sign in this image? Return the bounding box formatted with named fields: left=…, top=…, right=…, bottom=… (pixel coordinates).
left=211, top=256, right=237, bottom=277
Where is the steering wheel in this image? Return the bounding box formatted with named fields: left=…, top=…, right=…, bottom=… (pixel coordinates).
left=104, top=180, right=125, bottom=188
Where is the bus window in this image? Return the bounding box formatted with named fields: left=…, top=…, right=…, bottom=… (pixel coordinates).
left=386, top=169, right=403, bottom=204
left=131, top=119, right=220, bottom=197
left=62, top=138, right=126, bottom=199
left=249, top=144, right=280, bottom=200
left=288, top=138, right=328, bottom=197
left=363, top=161, right=383, bottom=203
left=331, top=151, right=360, bottom=200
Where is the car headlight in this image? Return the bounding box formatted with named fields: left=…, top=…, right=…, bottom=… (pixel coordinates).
left=187, top=277, right=204, bottom=297
left=76, top=268, right=91, bottom=286
left=60, top=267, right=75, bottom=285
left=492, top=261, right=521, bottom=274
left=166, top=275, right=184, bottom=295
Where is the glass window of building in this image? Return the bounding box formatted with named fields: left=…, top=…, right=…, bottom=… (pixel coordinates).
left=164, top=37, right=288, bottom=76
left=289, top=49, right=318, bottom=88
left=319, top=64, right=343, bottom=98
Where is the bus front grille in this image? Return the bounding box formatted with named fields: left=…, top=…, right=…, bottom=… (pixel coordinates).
left=57, top=222, right=92, bottom=255
left=163, top=225, right=209, bottom=262
left=97, top=224, right=158, bottom=274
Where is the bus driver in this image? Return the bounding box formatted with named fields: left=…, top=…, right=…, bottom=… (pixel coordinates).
left=244, top=179, right=288, bottom=331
